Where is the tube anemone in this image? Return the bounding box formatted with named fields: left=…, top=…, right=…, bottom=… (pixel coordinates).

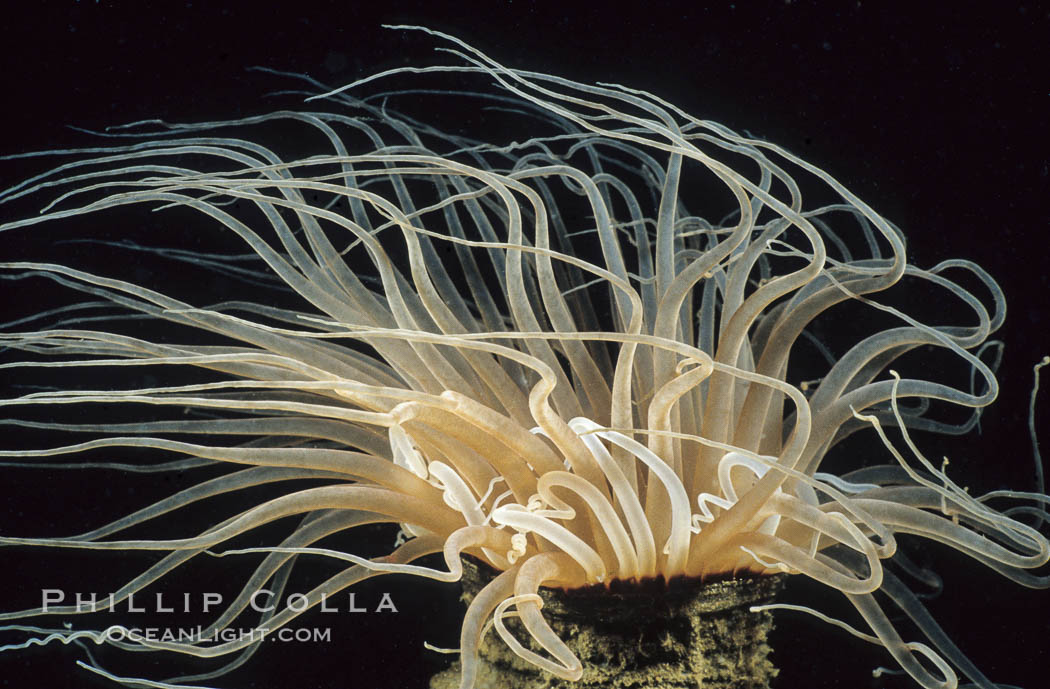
left=1, top=25, right=1046, bottom=689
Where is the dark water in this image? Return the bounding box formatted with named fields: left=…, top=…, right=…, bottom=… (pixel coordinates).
left=1, top=3, right=1046, bottom=688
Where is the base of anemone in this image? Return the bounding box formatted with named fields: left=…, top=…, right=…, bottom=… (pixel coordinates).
left=430, top=558, right=784, bottom=689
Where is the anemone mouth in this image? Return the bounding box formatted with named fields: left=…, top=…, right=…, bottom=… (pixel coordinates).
left=460, top=550, right=781, bottom=599
left=0, top=23, right=1047, bottom=689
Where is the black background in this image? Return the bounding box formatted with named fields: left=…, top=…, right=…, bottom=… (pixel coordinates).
left=1, top=2, right=1047, bottom=688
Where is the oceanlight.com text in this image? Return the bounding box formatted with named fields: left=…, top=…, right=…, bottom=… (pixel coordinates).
left=104, top=626, right=333, bottom=644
